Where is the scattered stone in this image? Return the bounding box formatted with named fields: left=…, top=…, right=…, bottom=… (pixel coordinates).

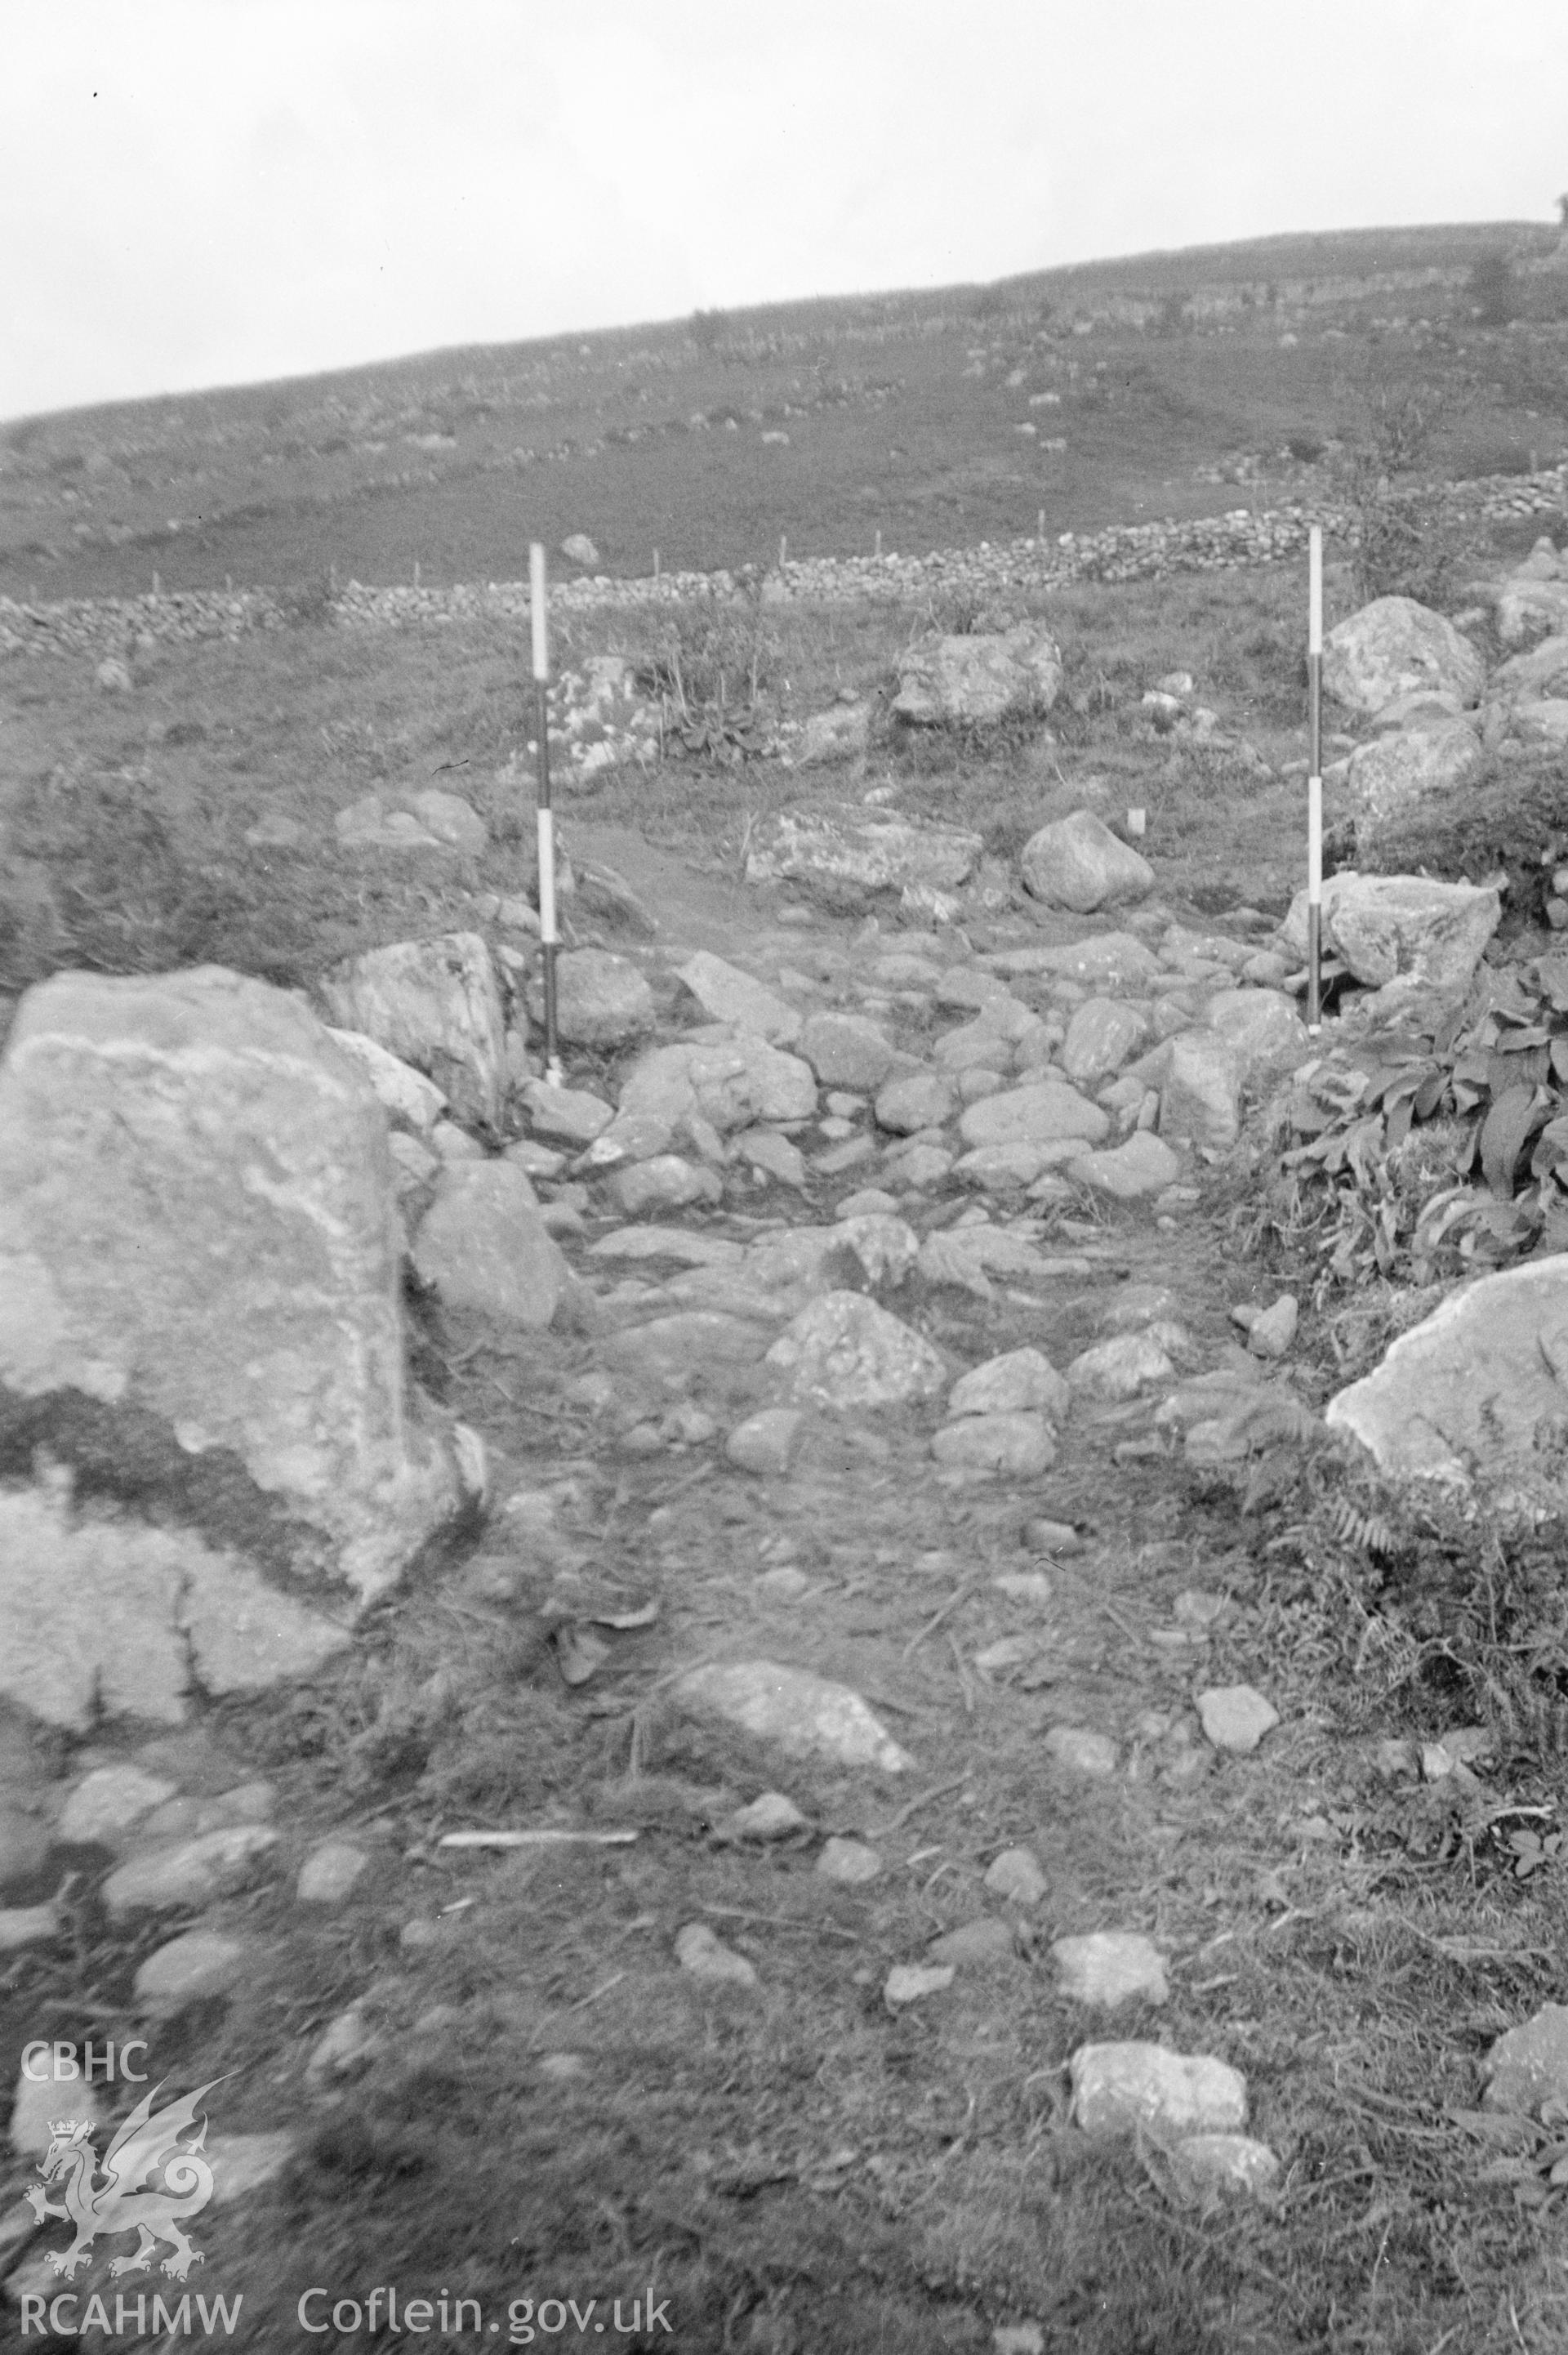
left=11, top=2068, right=104, bottom=2158
left=1067, top=1131, right=1183, bottom=1201
left=1045, top=1727, right=1118, bottom=1777
left=766, top=1291, right=947, bottom=1409
left=1022, top=810, right=1154, bottom=913
left=893, top=625, right=1062, bottom=727
left=799, top=1011, right=897, bottom=1091
left=1061, top=998, right=1152, bottom=1088
left=932, top=1412, right=1056, bottom=1476
left=1325, top=1256, right=1568, bottom=1492
left=561, top=533, right=599, bottom=566
left=96, top=657, right=132, bottom=694
left=1053, top=1932, right=1169, bottom=2008
left=735, top=1126, right=808, bottom=1188
left=677, top=952, right=801, bottom=1043
left=607, top=1154, right=724, bottom=1218
left=835, top=1187, right=900, bottom=1218
left=949, top=1347, right=1069, bottom=1422
left=1171, top=2134, right=1281, bottom=2200
left=535, top=948, right=655, bottom=1049
left=100, top=1824, right=280, bottom=1921
left=616, top=1030, right=817, bottom=1136
left=0, top=1903, right=58, bottom=1953
left=1247, top=1296, right=1298, bottom=1358
left=1197, top=1686, right=1279, bottom=1755
left=984, top=1847, right=1047, bottom=1905
left=673, top=1660, right=914, bottom=1773
left=725, top=1407, right=805, bottom=1476
left=335, top=793, right=441, bottom=850
left=928, top=1916, right=1016, bottom=1967
left=1025, top=1517, right=1080, bottom=1553
left=884, top=1963, right=954, bottom=2009
left=746, top=805, right=982, bottom=896
left=408, top=787, right=487, bottom=853
left=413, top=1162, right=581, bottom=1327
left=306, top=2001, right=383, bottom=2083
left=1160, top=1033, right=1241, bottom=1151
left=994, top=1570, right=1054, bottom=1603
left=875, top=1071, right=957, bottom=1134
left=297, top=1840, right=371, bottom=1906
left=319, top=931, right=507, bottom=1128
left=722, top=1792, right=808, bottom=1842
left=1070, top=2043, right=1249, bottom=2137
left=993, top=2327, right=1045, bottom=2355
left=1481, top=2005, right=1568, bottom=2116
left=1323, top=595, right=1484, bottom=716
left=132, top=1929, right=248, bottom=2015
left=524, top=1081, right=613, bottom=1144
left=675, top=1922, right=759, bottom=1987
left=1067, top=1332, right=1174, bottom=1401
left=958, top=1079, right=1110, bottom=1152
left=816, top=1837, right=883, bottom=1884
left=56, top=1764, right=179, bottom=1849
left=1203, top=989, right=1309, bottom=1075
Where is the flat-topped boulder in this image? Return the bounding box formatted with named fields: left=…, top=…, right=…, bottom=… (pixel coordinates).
left=1282, top=872, right=1500, bottom=995
left=1021, top=810, right=1154, bottom=914
left=959, top=1079, right=1110, bottom=1152
left=744, top=805, right=982, bottom=896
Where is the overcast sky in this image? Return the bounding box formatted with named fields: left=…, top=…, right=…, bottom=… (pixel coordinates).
left=5, top=0, right=1565, bottom=422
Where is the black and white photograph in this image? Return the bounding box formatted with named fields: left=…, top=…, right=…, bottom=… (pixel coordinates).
left=4, top=4, right=1568, bottom=2347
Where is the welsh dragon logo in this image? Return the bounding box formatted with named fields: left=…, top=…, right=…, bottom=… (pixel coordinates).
left=23, top=2080, right=221, bottom=2281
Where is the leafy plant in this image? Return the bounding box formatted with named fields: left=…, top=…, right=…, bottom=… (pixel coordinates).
left=1276, top=952, right=1568, bottom=1288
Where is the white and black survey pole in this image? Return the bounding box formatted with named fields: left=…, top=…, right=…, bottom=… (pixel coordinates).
left=530, top=542, right=564, bottom=1088
left=1307, top=524, right=1324, bottom=1035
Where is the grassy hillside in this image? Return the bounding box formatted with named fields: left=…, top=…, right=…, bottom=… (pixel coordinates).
left=2, top=221, right=1566, bottom=601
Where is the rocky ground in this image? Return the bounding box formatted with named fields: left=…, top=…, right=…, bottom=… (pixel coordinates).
left=7, top=570, right=1568, bottom=2352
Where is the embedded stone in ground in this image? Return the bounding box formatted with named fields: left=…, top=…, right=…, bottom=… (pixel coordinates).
left=56, top=1765, right=179, bottom=1849
left=100, top=1824, right=281, bottom=1922
left=673, top=1660, right=913, bottom=1773
left=817, top=1837, right=883, bottom=1884
left=675, top=1922, right=759, bottom=1987
left=948, top=1348, right=1069, bottom=1423
left=296, top=1840, right=372, bottom=1906
left=132, top=1929, right=248, bottom=2015
left=765, top=1291, right=947, bottom=1409
left=1045, top=1727, right=1118, bottom=1777
left=1070, top=2043, right=1248, bottom=2136
left=984, top=1847, right=1047, bottom=1905
left=1171, top=2134, right=1281, bottom=2200
left=1481, top=2005, right=1568, bottom=2116
left=1067, top=1132, right=1183, bottom=1202
left=1197, top=1686, right=1280, bottom=1755
left=537, top=948, right=656, bottom=1049
left=412, top=1162, right=581, bottom=1327
left=927, top=1916, right=1016, bottom=1967
left=931, top=1412, right=1056, bottom=1476
left=958, top=1079, right=1110, bottom=1153
left=1052, top=1931, right=1169, bottom=2008
left=884, top=1964, right=954, bottom=2008
left=677, top=952, right=801, bottom=1044
left=523, top=1081, right=613, bottom=1145
left=1067, top=1332, right=1174, bottom=1401
left=606, top=1155, right=724, bottom=1218
left=722, top=1792, right=808, bottom=1842
left=725, top=1407, right=805, bottom=1475
left=798, top=1012, right=898, bottom=1091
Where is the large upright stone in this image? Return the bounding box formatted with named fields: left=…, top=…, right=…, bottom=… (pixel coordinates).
left=1021, top=810, right=1154, bottom=914
left=319, top=933, right=507, bottom=1128
left=1327, top=1256, right=1568, bottom=1493
left=893, top=626, right=1062, bottom=727
left=0, top=969, right=478, bottom=1728
left=1323, top=597, right=1485, bottom=716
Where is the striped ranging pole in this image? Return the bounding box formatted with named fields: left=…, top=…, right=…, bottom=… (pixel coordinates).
left=530, top=543, right=564, bottom=1089
left=1307, top=524, right=1324, bottom=1035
